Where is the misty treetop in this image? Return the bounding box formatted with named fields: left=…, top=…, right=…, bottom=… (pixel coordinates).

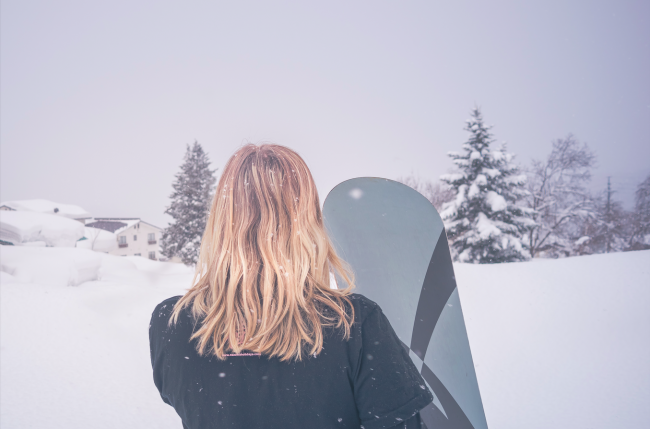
left=440, top=107, right=535, bottom=264
left=161, top=141, right=217, bottom=265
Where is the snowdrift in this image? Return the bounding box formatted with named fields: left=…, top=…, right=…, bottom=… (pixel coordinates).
left=0, top=248, right=648, bottom=429
left=0, top=210, right=84, bottom=247
left=0, top=246, right=103, bottom=287
left=76, top=226, right=118, bottom=253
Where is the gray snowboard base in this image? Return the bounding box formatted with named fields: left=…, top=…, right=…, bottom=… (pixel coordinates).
left=323, top=178, right=488, bottom=429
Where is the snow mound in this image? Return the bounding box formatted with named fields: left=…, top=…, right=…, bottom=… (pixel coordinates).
left=1, top=210, right=84, bottom=247
left=1, top=198, right=91, bottom=219
left=0, top=246, right=102, bottom=286
left=125, top=256, right=194, bottom=274
left=76, top=226, right=118, bottom=253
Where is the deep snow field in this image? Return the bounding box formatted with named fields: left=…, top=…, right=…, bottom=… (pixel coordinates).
left=1, top=247, right=649, bottom=429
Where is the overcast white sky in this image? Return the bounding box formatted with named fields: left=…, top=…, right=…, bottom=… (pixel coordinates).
left=1, top=0, right=648, bottom=228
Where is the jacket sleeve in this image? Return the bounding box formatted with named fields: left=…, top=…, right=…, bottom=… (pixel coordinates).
left=353, top=305, right=433, bottom=429
left=149, top=302, right=173, bottom=406
left=392, top=412, right=424, bottom=429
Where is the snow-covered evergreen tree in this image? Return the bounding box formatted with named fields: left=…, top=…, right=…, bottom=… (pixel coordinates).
left=161, top=141, right=217, bottom=265
left=440, top=108, right=535, bottom=263
left=573, top=188, right=628, bottom=255
left=629, top=174, right=650, bottom=250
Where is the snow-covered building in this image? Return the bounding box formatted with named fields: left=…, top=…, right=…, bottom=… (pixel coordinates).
left=85, top=218, right=162, bottom=260
left=0, top=199, right=92, bottom=223
left=0, top=210, right=85, bottom=247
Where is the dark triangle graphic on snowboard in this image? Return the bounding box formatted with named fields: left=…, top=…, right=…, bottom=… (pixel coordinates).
left=323, top=178, right=488, bottom=429
left=411, top=231, right=456, bottom=361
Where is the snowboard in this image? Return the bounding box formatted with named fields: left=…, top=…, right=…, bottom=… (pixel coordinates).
left=323, top=178, right=488, bottom=429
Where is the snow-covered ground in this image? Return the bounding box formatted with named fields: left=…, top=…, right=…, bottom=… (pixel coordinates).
left=1, top=248, right=648, bottom=429
left=458, top=250, right=650, bottom=429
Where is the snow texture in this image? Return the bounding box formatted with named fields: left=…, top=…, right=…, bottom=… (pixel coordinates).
left=1, top=198, right=91, bottom=219
left=1, top=247, right=648, bottom=429
left=1, top=210, right=84, bottom=247
left=1, top=246, right=102, bottom=286
left=76, top=227, right=118, bottom=253
left=458, top=250, right=650, bottom=429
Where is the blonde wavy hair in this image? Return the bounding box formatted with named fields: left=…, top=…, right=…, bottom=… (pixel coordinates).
left=170, top=144, right=355, bottom=361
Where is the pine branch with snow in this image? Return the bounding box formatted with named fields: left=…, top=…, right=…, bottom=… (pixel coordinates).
left=161, top=141, right=217, bottom=266
left=440, top=107, right=535, bottom=263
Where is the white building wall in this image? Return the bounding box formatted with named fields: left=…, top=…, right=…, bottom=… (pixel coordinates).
left=111, top=221, right=162, bottom=260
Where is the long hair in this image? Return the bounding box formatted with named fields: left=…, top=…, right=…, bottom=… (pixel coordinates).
left=170, top=144, right=355, bottom=361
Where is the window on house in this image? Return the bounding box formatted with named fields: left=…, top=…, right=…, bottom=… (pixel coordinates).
left=118, top=236, right=126, bottom=244
left=133, top=234, right=137, bottom=241
left=148, top=233, right=156, bottom=243
left=148, top=251, right=156, bottom=260
left=134, top=253, right=141, bottom=256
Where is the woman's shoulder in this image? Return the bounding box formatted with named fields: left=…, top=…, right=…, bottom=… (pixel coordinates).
left=153, top=295, right=182, bottom=312
left=150, top=295, right=183, bottom=325
left=347, top=293, right=383, bottom=324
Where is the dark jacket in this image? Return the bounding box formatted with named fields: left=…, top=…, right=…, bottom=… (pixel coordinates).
left=149, top=293, right=432, bottom=429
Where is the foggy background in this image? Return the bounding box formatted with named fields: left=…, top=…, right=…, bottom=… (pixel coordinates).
left=2, top=0, right=648, bottom=229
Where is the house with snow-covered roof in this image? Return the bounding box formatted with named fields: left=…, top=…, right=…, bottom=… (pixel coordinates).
left=85, top=218, right=162, bottom=260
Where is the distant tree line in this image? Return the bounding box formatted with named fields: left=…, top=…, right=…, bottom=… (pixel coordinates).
left=399, top=107, right=650, bottom=263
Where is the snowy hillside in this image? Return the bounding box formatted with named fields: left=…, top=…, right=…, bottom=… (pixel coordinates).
left=1, top=248, right=648, bottom=429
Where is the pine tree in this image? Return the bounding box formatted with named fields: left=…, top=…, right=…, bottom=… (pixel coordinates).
left=440, top=107, right=535, bottom=263
left=161, top=141, right=217, bottom=265
left=629, top=174, right=650, bottom=250
left=573, top=181, right=628, bottom=255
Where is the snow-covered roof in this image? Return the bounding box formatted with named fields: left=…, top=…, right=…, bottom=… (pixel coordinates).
left=88, top=218, right=162, bottom=235
left=1, top=199, right=91, bottom=219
